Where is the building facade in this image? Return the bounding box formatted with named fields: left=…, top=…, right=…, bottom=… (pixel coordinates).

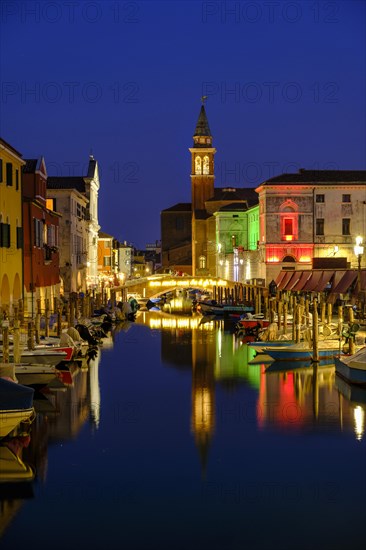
left=22, top=157, right=61, bottom=314
left=256, top=170, right=366, bottom=282
left=47, top=156, right=101, bottom=294
left=0, top=138, right=24, bottom=315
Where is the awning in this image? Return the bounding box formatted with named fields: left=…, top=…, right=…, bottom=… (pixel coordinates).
left=282, top=272, right=300, bottom=291
left=312, top=270, right=335, bottom=292
left=331, top=271, right=358, bottom=294
left=301, top=270, right=324, bottom=291
left=277, top=271, right=295, bottom=290
left=275, top=271, right=287, bottom=287
left=290, top=271, right=313, bottom=291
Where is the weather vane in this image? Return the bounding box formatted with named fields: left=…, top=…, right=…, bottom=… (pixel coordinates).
left=201, top=95, right=208, bottom=105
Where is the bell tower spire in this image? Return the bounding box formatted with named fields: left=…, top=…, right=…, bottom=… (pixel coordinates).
left=189, top=101, right=216, bottom=211
left=189, top=101, right=216, bottom=275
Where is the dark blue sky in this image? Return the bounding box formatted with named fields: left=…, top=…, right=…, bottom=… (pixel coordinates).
left=1, top=0, right=365, bottom=248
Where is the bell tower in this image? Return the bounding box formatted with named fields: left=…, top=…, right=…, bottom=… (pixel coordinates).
left=189, top=100, right=216, bottom=275
left=189, top=101, right=216, bottom=211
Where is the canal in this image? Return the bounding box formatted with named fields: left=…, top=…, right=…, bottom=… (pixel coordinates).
left=1, top=312, right=365, bottom=549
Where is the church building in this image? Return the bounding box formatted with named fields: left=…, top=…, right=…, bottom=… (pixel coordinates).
left=161, top=104, right=259, bottom=279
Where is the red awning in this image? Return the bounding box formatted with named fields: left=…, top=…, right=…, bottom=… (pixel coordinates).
left=275, top=271, right=287, bottom=287
left=312, top=270, right=335, bottom=292
left=282, top=272, right=300, bottom=291
left=301, top=270, right=323, bottom=291
left=277, top=271, right=294, bottom=290
left=331, top=271, right=358, bottom=294
left=290, top=271, right=313, bottom=291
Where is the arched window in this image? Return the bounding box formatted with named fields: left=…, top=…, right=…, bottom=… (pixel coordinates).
left=203, top=156, right=209, bottom=175
left=283, top=255, right=296, bottom=262
left=199, top=255, right=206, bottom=269
left=195, top=156, right=202, bottom=175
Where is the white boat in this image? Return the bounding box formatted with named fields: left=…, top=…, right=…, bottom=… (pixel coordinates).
left=334, top=347, right=366, bottom=386
left=0, top=349, right=67, bottom=366
left=15, top=364, right=58, bottom=386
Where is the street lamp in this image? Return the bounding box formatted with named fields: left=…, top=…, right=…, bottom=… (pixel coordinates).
left=354, top=235, right=364, bottom=301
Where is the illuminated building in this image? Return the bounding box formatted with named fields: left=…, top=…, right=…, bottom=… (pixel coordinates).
left=47, top=156, right=101, bottom=293
left=256, top=170, right=366, bottom=282
left=22, top=157, right=61, bottom=314
left=161, top=103, right=258, bottom=278
left=0, top=138, right=24, bottom=315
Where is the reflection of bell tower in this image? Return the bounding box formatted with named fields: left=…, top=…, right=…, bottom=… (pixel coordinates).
left=189, top=101, right=216, bottom=275
left=191, top=329, right=215, bottom=477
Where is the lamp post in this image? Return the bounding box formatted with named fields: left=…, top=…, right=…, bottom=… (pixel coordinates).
left=354, top=236, right=364, bottom=305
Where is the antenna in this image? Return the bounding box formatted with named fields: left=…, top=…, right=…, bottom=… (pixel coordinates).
left=201, top=95, right=208, bottom=105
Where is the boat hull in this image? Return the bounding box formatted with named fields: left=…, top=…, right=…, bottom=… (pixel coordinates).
left=265, top=347, right=339, bottom=361
left=334, top=357, right=366, bottom=386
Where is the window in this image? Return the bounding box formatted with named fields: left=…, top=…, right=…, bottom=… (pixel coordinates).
left=33, top=218, right=43, bottom=247
left=316, top=218, right=324, bottom=235
left=342, top=194, right=351, bottom=203
left=6, top=163, right=12, bottom=186
left=199, top=255, right=206, bottom=269
left=16, top=227, right=23, bottom=249
left=0, top=222, right=10, bottom=247
left=46, top=198, right=56, bottom=211
left=195, top=156, right=202, bottom=175
left=104, top=256, right=111, bottom=267
left=284, top=219, right=293, bottom=235
left=316, top=194, right=324, bottom=203
left=203, top=156, right=209, bottom=175
left=342, top=218, right=350, bottom=235
left=0, top=159, right=3, bottom=182
left=15, top=170, right=19, bottom=190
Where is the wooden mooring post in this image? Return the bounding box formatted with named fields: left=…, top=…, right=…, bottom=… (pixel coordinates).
left=312, top=299, right=319, bottom=363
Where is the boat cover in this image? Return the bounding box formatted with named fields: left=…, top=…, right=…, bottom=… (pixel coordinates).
left=0, top=378, right=34, bottom=410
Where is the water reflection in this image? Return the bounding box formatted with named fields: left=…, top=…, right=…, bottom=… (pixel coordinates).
left=137, top=312, right=366, bottom=444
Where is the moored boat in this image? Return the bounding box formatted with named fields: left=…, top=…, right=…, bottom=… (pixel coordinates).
left=263, top=341, right=344, bottom=362
left=197, top=300, right=254, bottom=317
left=334, top=347, right=366, bottom=386
left=0, top=349, right=67, bottom=366
left=0, top=378, right=35, bottom=438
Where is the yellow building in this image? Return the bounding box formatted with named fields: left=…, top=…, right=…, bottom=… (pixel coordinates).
left=0, top=139, right=24, bottom=315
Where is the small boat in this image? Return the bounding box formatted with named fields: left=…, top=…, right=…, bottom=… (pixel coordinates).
left=248, top=340, right=295, bottom=354
left=15, top=364, right=58, bottom=386
left=0, top=349, right=67, bottom=366
left=334, top=347, right=366, bottom=386
left=197, top=300, right=254, bottom=317
left=263, top=341, right=344, bottom=362
left=0, top=378, right=35, bottom=438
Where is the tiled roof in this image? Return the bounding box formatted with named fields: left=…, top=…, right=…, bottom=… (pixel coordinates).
left=47, top=176, right=86, bottom=193
left=99, top=231, right=113, bottom=239
left=195, top=209, right=211, bottom=220
left=264, top=170, right=366, bottom=184
left=161, top=203, right=191, bottom=213
left=217, top=202, right=248, bottom=212
left=208, top=187, right=258, bottom=206
left=22, top=159, right=38, bottom=173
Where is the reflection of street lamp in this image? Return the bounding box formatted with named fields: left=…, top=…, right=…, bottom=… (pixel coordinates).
left=354, top=236, right=364, bottom=298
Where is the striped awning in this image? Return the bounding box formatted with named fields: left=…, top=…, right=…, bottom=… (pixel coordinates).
left=331, top=271, right=358, bottom=294
left=312, top=270, right=335, bottom=292
left=277, top=271, right=295, bottom=290
left=290, top=271, right=313, bottom=291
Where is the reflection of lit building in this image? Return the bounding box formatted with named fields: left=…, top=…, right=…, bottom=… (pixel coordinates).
left=47, top=368, right=90, bottom=440
left=89, top=354, right=101, bottom=429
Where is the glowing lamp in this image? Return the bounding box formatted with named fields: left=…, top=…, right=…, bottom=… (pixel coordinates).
left=285, top=235, right=293, bottom=241
left=299, top=256, right=311, bottom=263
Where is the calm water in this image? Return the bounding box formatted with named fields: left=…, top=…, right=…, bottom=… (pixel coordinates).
left=1, top=312, right=365, bottom=550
